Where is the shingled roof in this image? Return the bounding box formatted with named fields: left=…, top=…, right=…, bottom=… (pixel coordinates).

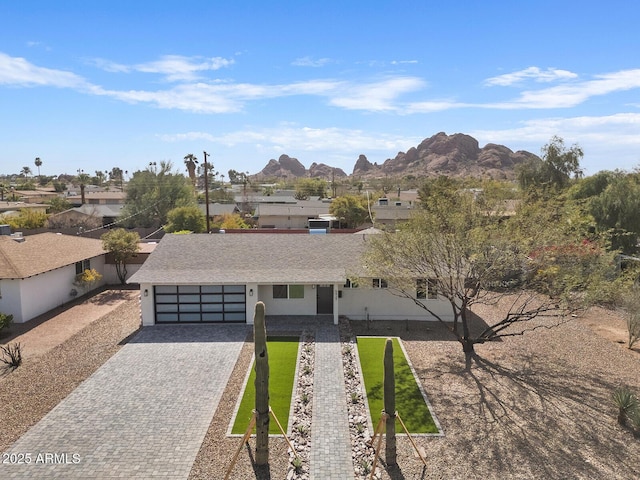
left=128, top=233, right=370, bottom=285
left=0, top=233, right=105, bottom=279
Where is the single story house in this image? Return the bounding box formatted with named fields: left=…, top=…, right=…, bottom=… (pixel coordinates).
left=128, top=233, right=453, bottom=326
left=0, top=232, right=107, bottom=323
left=254, top=201, right=332, bottom=229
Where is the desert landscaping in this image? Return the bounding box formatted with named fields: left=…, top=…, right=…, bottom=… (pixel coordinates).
left=1, top=289, right=639, bottom=479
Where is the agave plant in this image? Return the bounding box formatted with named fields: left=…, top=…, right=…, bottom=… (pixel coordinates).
left=612, top=386, right=639, bottom=426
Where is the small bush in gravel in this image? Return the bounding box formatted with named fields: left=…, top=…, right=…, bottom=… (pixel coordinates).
left=613, top=386, right=639, bottom=426
left=0, top=342, right=22, bottom=370
left=0, top=312, right=13, bottom=336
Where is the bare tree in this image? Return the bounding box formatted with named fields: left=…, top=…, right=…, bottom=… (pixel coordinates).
left=363, top=192, right=614, bottom=360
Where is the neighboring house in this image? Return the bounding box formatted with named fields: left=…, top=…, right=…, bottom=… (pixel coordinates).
left=198, top=203, right=240, bottom=223
left=0, top=202, right=49, bottom=217
left=0, top=232, right=107, bottom=323
left=369, top=200, right=415, bottom=230
left=47, top=204, right=124, bottom=230
left=254, top=201, right=332, bottom=229
left=128, top=233, right=453, bottom=326
left=66, top=191, right=126, bottom=206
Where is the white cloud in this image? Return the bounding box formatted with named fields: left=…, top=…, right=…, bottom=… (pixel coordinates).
left=292, top=56, right=332, bottom=67
left=489, top=69, right=640, bottom=109
left=485, top=66, right=578, bottom=86
left=390, top=60, right=418, bottom=65
left=159, top=124, right=420, bottom=155
left=329, top=76, right=426, bottom=111
left=0, top=52, right=87, bottom=88
left=91, top=54, right=234, bottom=81
left=470, top=112, right=640, bottom=173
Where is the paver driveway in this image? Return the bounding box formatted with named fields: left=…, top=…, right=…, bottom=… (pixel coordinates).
left=0, top=324, right=248, bottom=479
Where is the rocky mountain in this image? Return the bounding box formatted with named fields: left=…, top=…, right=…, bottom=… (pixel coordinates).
left=254, top=133, right=539, bottom=181
left=255, top=154, right=347, bottom=179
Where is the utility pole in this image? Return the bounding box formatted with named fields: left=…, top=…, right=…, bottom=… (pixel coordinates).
left=203, top=151, right=211, bottom=233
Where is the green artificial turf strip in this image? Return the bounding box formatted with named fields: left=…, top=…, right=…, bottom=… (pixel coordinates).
left=357, top=336, right=438, bottom=434
left=231, top=336, right=299, bottom=434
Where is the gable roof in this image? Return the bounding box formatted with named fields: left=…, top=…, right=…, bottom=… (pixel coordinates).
left=0, top=233, right=105, bottom=279
left=128, top=233, right=369, bottom=285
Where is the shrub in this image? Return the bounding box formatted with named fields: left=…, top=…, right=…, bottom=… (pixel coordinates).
left=613, top=386, right=639, bottom=426
left=0, top=342, right=22, bottom=369
left=74, top=268, right=103, bottom=292
left=0, top=313, right=13, bottom=336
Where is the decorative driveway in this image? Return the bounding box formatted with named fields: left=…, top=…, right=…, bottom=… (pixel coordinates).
left=0, top=324, right=248, bottom=479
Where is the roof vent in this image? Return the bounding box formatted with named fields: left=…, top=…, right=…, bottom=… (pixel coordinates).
left=10, top=232, right=25, bottom=243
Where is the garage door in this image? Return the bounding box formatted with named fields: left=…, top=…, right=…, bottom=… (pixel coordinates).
left=154, top=285, right=246, bottom=323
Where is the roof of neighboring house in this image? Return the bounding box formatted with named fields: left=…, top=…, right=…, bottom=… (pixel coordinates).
left=198, top=203, right=238, bottom=216
left=128, top=233, right=369, bottom=285
left=254, top=201, right=331, bottom=217
left=66, top=191, right=127, bottom=202
left=0, top=233, right=105, bottom=279
left=51, top=204, right=124, bottom=218
left=371, top=204, right=415, bottom=221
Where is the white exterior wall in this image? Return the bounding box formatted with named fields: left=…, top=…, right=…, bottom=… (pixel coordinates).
left=339, top=286, right=453, bottom=321
left=139, top=283, right=155, bottom=326
left=1, top=255, right=106, bottom=324
left=103, top=263, right=144, bottom=285
left=0, top=279, right=23, bottom=322
left=259, top=284, right=317, bottom=315
left=246, top=282, right=258, bottom=324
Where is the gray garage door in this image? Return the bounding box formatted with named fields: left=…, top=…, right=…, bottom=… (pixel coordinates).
left=154, top=285, right=246, bottom=323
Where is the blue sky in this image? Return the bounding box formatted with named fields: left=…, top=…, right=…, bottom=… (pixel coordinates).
left=1, top=0, right=639, bottom=179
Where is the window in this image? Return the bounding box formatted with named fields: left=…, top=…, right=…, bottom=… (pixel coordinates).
left=273, top=285, right=288, bottom=299
left=372, top=278, right=388, bottom=289
left=343, top=278, right=359, bottom=288
left=273, top=284, right=305, bottom=299
left=417, top=279, right=437, bottom=299
left=289, top=285, right=304, bottom=299
left=75, top=259, right=91, bottom=275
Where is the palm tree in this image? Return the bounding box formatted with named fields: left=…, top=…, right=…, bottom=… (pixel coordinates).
left=76, top=170, right=91, bottom=205
left=184, top=154, right=198, bottom=188
left=34, top=157, right=42, bottom=178
left=20, top=166, right=32, bottom=178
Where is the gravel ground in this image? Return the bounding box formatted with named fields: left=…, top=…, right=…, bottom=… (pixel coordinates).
left=349, top=304, right=640, bottom=480
left=3, top=293, right=639, bottom=479
left=0, top=294, right=141, bottom=452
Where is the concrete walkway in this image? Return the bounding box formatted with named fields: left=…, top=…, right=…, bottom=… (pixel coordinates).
left=0, top=324, right=248, bottom=480
left=309, top=323, right=355, bottom=480
left=267, top=317, right=355, bottom=480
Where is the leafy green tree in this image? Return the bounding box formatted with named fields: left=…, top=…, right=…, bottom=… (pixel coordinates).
left=47, top=196, right=72, bottom=214
left=0, top=183, right=9, bottom=201
left=0, top=209, right=48, bottom=229
left=109, top=167, right=125, bottom=190
left=295, top=178, right=326, bottom=200
left=589, top=173, right=640, bottom=254
left=120, top=161, right=195, bottom=228
left=517, top=136, right=583, bottom=192
left=362, top=192, right=613, bottom=360
left=101, top=228, right=140, bottom=285
left=165, top=206, right=206, bottom=233
left=329, top=194, right=371, bottom=228
left=215, top=213, right=250, bottom=230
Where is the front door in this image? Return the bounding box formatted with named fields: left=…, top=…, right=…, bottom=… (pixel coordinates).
left=316, top=285, right=333, bottom=315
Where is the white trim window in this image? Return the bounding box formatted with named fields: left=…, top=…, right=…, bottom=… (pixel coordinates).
left=273, top=284, right=305, bottom=299
left=372, top=278, right=388, bottom=289
left=416, top=278, right=438, bottom=299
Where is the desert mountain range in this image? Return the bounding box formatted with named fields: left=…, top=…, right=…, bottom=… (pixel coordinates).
left=253, top=132, right=540, bottom=181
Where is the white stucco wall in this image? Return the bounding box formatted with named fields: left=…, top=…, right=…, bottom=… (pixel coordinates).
left=259, top=284, right=318, bottom=315
left=339, top=286, right=453, bottom=321
left=103, top=263, right=144, bottom=285
left=138, top=283, right=155, bottom=326
left=2, top=255, right=106, bottom=324
left=0, top=279, right=22, bottom=322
